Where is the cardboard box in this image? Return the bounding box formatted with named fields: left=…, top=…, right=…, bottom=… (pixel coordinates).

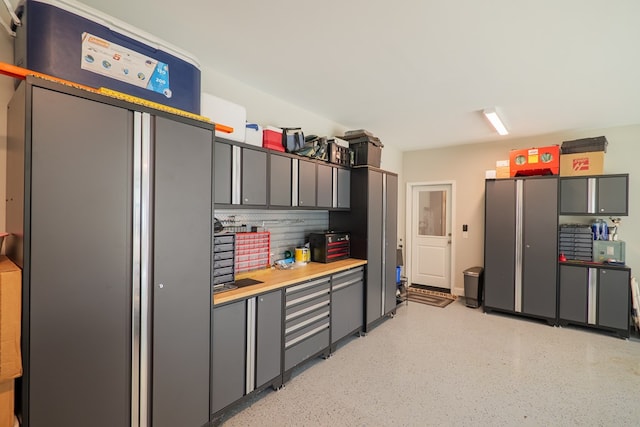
left=509, top=146, right=560, bottom=176
left=496, top=160, right=510, bottom=178
left=0, top=256, right=22, bottom=381
left=0, top=380, right=14, bottom=427
left=560, top=151, right=605, bottom=176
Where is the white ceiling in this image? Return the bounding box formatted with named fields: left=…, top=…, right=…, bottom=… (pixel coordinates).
left=71, top=1, right=640, bottom=151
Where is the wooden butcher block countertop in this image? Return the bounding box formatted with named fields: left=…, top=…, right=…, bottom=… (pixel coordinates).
left=213, top=258, right=367, bottom=306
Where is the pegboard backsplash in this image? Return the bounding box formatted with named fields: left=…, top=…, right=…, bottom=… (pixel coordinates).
left=214, top=209, right=329, bottom=263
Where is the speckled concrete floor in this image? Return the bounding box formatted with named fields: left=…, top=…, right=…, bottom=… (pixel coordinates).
left=219, top=299, right=640, bottom=426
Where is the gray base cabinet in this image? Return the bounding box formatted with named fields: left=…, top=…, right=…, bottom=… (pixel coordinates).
left=255, top=291, right=283, bottom=388
left=211, top=290, right=283, bottom=417
left=211, top=265, right=367, bottom=420
left=559, top=264, right=631, bottom=338
left=211, top=300, right=246, bottom=414
left=331, top=267, right=364, bottom=346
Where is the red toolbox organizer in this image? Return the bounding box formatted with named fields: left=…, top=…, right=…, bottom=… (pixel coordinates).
left=234, top=231, right=271, bottom=273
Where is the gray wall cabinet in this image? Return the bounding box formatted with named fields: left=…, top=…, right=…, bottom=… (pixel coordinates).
left=242, top=147, right=268, bottom=206
left=559, top=264, right=631, bottom=338
left=215, top=138, right=350, bottom=211
left=559, top=174, right=629, bottom=215
left=335, top=167, right=351, bottom=209
left=484, top=177, right=558, bottom=323
left=317, top=163, right=333, bottom=208
left=297, top=158, right=317, bottom=207
left=329, top=167, right=399, bottom=331
left=7, top=80, right=212, bottom=427
left=214, top=141, right=233, bottom=205
left=269, top=153, right=293, bottom=207
left=215, top=141, right=269, bottom=207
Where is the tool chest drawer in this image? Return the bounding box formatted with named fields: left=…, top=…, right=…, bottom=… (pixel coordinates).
left=285, top=277, right=331, bottom=306
left=284, top=328, right=330, bottom=371
left=214, top=234, right=235, bottom=245
left=213, top=274, right=234, bottom=285
left=213, top=250, right=234, bottom=261
left=213, top=258, right=234, bottom=269
left=283, top=276, right=331, bottom=371
left=214, top=243, right=234, bottom=253
left=331, top=267, right=364, bottom=291
left=285, top=296, right=330, bottom=323
left=285, top=303, right=330, bottom=337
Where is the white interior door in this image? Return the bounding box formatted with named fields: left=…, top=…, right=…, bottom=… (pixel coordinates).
left=411, top=184, right=452, bottom=289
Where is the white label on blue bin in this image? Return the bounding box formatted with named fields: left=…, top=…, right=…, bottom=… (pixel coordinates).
left=81, top=33, right=172, bottom=98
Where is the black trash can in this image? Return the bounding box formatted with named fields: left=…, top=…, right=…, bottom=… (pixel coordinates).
left=463, top=267, right=484, bottom=308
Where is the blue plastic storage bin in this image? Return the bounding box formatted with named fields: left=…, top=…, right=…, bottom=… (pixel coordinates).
left=14, top=0, right=201, bottom=114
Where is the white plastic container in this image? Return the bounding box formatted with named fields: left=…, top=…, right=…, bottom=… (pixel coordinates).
left=245, top=123, right=263, bottom=147
left=200, top=92, right=246, bottom=142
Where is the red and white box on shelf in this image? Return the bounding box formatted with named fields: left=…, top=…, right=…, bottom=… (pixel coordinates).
left=262, top=126, right=284, bottom=152
left=509, top=145, right=560, bottom=177
left=234, top=232, right=271, bottom=273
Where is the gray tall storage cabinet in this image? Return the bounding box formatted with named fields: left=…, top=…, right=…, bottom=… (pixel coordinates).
left=6, top=79, right=212, bottom=427
left=329, top=166, right=398, bottom=331
left=484, top=177, right=558, bottom=323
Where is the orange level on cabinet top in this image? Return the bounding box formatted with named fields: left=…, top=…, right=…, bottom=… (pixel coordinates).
left=0, top=62, right=233, bottom=133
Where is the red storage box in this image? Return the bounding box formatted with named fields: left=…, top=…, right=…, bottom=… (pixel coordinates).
left=262, top=126, right=284, bottom=152
left=509, top=146, right=560, bottom=177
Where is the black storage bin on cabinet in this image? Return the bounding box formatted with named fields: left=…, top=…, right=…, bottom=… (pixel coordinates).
left=350, top=141, right=381, bottom=168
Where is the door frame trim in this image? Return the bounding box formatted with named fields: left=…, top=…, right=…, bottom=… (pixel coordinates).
left=405, top=180, right=459, bottom=295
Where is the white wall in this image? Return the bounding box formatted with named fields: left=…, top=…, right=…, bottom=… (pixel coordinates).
left=0, top=40, right=402, bottom=242
left=402, top=127, right=640, bottom=295
left=200, top=65, right=403, bottom=175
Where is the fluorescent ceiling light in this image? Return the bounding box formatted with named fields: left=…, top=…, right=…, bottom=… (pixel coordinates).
left=483, top=108, right=509, bottom=136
